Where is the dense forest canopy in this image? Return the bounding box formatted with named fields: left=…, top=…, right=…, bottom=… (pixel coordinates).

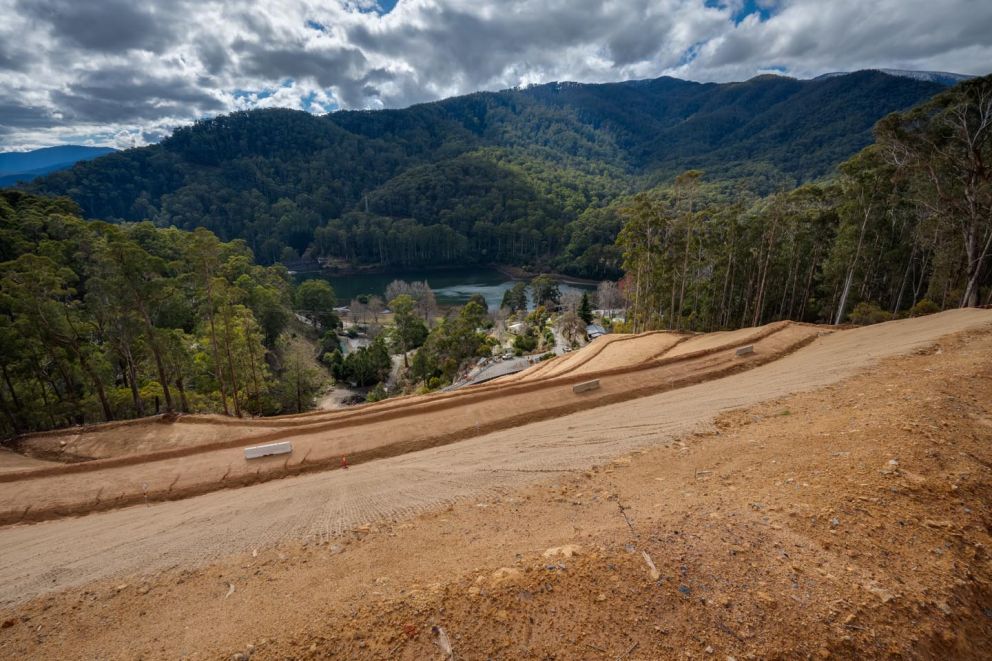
left=616, top=74, right=992, bottom=331
left=24, top=71, right=948, bottom=278
left=0, top=190, right=324, bottom=438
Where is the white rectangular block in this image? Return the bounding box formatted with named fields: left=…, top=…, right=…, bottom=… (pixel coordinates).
left=572, top=379, right=601, bottom=394
left=735, top=345, right=754, bottom=357
left=244, top=441, right=293, bottom=460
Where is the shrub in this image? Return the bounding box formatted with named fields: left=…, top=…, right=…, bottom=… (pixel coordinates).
left=513, top=332, right=538, bottom=352
left=908, top=298, right=940, bottom=317
left=847, top=302, right=893, bottom=325
left=365, top=383, right=389, bottom=403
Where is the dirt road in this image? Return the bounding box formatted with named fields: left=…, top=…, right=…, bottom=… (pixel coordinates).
left=1, top=310, right=990, bottom=659
left=0, top=321, right=818, bottom=524
left=1, top=308, right=989, bottom=610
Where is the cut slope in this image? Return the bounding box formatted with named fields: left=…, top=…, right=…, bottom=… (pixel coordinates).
left=0, top=309, right=988, bottom=618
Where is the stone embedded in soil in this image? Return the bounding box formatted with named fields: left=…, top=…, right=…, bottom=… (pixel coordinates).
left=542, top=544, right=581, bottom=558
left=490, top=567, right=522, bottom=587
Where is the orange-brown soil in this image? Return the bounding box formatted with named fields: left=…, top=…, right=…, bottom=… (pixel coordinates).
left=0, top=312, right=990, bottom=659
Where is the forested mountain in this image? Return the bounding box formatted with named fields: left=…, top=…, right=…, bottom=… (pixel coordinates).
left=23, top=71, right=948, bottom=277
left=0, top=146, right=115, bottom=187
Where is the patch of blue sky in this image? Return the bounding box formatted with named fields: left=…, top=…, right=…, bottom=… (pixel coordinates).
left=349, top=0, right=399, bottom=15
left=704, top=0, right=776, bottom=24
left=301, top=90, right=338, bottom=114
left=307, top=1, right=397, bottom=30
left=233, top=80, right=292, bottom=102
left=678, top=41, right=705, bottom=66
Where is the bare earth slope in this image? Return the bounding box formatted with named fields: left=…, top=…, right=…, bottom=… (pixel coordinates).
left=0, top=310, right=990, bottom=658
left=0, top=320, right=819, bottom=524
left=0, top=310, right=988, bottom=606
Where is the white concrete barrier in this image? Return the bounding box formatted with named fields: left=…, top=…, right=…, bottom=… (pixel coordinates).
left=244, top=441, right=293, bottom=460
left=572, top=380, right=601, bottom=394
left=735, top=345, right=754, bottom=357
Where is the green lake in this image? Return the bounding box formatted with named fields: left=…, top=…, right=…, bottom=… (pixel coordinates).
left=292, top=266, right=594, bottom=310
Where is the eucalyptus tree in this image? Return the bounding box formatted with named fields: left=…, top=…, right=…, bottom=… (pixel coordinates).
left=876, top=75, right=992, bottom=307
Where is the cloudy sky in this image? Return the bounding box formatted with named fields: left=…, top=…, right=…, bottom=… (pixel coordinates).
left=1, top=0, right=990, bottom=150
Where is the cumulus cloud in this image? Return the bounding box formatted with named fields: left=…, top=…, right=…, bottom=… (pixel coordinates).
left=0, top=0, right=990, bottom=149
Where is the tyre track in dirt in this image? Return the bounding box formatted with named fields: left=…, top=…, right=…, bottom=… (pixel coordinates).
left=0, top=308, right=989, bottom=606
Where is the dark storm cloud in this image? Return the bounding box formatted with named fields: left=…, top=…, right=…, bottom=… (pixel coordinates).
left=196, top=37, right=232, bottom=76
left=0, top=102, right=58, bottom=134
left=18, top=0, right=181, bottom=54
left=241, top=46, right=368, bottom=90
left=0, top=41, right=31, bottom=72
left=50, top=67, right=225, bottom=123
left=0, top=0, right=990, bottom=149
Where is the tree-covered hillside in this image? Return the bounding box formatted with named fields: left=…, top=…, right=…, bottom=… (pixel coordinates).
left=0, top=190, right=331, bottom=437
left=24, top=71, right=947, bottom=277
left=616, top=74, right=992, bottom=331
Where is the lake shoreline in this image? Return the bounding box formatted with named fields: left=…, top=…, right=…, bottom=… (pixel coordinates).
left=292, top=262, right=601, bottom=287
left=295, top=265, right=596, bottom=310
left=490, top=264, right=601, bottom=286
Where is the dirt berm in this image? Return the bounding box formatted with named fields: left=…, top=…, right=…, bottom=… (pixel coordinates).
left=0, top=320, right=821, bottom=524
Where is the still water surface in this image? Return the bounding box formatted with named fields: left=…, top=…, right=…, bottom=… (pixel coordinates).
left=295, top=266, right=593, bottom=310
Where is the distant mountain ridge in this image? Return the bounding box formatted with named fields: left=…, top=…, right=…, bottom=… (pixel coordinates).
left=0, top=146, right=116, bottom=187
left=23, top=70, right=955, bottom=275
left=816, top=69, right=973, bottom=86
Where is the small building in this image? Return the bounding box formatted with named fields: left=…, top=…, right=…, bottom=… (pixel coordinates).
left=586, top=323, right=607, bottom=339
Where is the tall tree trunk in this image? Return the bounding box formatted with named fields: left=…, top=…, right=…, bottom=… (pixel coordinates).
left=220, top=305, right=242, bottom=418
left=960, top=223, right=992, bottom=307
left=203, top=274, right=231, bottom=416
left=677, top=214, right=692, bottom=325
left=892, top=247, right=915, bottom=314
left=0, top=364, right=23, bottom=434
left=144, top=327, right=174, bottom=413
left=76, top=348, right=113, bottom=422
left=752, top=222, right=777, bottom=328
left=242, top=317, right=261, bottom=415
left=834, top=203, right=873, bottom=324
left=175, top=377, right=189, bottom=413
left=124, top=349, right=144, bottom=416
left=1, top=362, right=23, bottom=412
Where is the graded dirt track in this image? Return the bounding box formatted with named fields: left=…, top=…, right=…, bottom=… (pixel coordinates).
left=0, top=308, right=989, bottom=615
left=1, top=309, right=992, bottom=659
left=507, top=330, right=689, bottom=382
left=0, top=320, right=820, bottom=525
